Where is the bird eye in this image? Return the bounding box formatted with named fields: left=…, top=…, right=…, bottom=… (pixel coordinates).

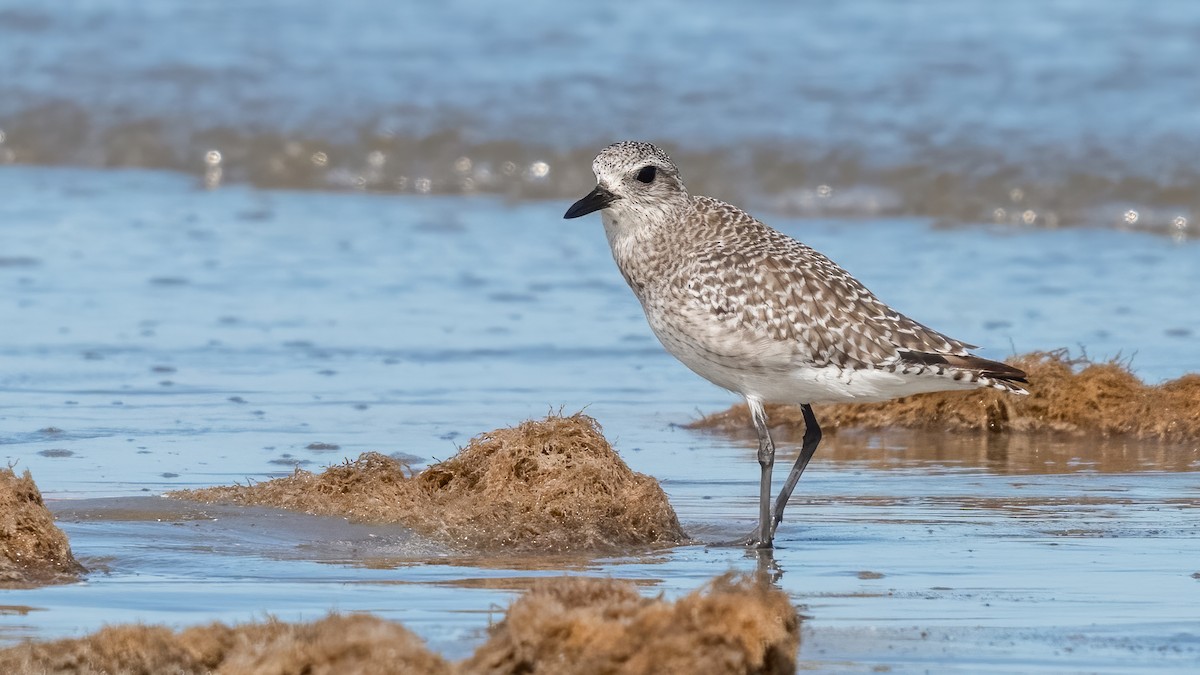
left=635, top=166, right=657, bottom=184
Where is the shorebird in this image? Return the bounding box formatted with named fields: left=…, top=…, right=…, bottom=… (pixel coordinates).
left=564, top=141, right=1028, bottom=548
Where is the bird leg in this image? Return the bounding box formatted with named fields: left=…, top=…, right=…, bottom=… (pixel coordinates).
left=770, top=404, right=822, bottom=539
left=748, top=398, right=776, bottom=549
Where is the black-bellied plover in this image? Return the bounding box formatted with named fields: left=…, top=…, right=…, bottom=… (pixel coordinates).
left=564, top=141, right=1028, bottom=548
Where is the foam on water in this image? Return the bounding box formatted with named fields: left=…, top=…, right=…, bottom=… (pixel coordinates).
left=1, top=1, right=1198, bottom=232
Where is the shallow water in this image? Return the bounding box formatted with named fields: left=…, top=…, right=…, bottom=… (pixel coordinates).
left=3, top=1, right=1200, bottom=230
left=1, top=166, right=1199, bottom=671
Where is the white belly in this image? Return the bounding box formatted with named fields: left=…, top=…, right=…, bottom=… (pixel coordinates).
left=643, top=304, right=979, bottom=405
left=661, top=338, right=976, bottom=404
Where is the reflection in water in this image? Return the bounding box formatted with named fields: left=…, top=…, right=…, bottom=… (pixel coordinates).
left=751, top=547, right=783, bottom=586
left=759, top=429, right=1200, bottom=474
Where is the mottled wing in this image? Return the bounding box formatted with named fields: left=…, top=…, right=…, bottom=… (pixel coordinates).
left=678, top=197, right=1008, bottom=376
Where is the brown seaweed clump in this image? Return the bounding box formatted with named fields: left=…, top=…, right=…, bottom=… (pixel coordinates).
left=0, top=613, right=452, bottom=675
left=0, top=467, right=85, bottom=587
left=464, top=573, right=800, bottom=675
left=0, top=575, right=799, bottom=675
left=171, top=414, right=686, bottom=553
left=688, top=350, right=1200, bottom=444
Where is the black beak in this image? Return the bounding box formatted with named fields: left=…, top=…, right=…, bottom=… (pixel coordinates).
left=563, top=185, right=617, bottom=219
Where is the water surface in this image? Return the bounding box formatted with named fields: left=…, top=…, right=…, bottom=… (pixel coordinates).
left=5, top=2, right=1200, bottom=670
left=1, top=167, right=1197, bottom=671
left=2, top=1, right=1199, bottom=231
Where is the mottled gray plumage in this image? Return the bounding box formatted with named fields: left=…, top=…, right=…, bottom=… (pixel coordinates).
left=565, top=140, right=1027, bottom=548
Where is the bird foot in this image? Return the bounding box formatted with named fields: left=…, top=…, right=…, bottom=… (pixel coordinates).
left=710, top=531, right=774, bottom=549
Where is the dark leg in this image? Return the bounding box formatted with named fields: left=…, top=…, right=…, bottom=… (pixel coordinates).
left=748, top=398, right=776, bottom=548
left=770, top=404, right=822, bottom=539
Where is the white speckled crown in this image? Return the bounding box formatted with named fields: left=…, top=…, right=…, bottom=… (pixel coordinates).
left=592, top=141, right=679, bottom=180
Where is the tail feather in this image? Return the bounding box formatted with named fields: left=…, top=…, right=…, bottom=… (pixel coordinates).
left=899, top=350, right=1028, bottom=393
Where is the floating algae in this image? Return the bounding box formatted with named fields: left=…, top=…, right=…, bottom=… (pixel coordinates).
left=0, top=574, right=799, bottom=675
left=0, top=467, right=85, bottom=588
left=689, top=350, right=1200, bottom=443
left=171, top=414, right=686, bottom=553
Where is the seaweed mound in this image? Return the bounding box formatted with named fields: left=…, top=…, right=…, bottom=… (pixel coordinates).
left=0, top=575, right=800, bottom=675
left=0, top=467, right=85, bottom=587
left=0, top=614, right=451, bottom=675
left=172, top=414, right=686, bottom=553
left=464, top=574, right=800, bottom=675
left=689, top=351, right=1200, bottom=443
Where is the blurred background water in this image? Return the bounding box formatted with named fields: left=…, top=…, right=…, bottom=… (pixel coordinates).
left=1, top=0, right=1198, bottom=234
left=2, top=2, right=1199, bottom=671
